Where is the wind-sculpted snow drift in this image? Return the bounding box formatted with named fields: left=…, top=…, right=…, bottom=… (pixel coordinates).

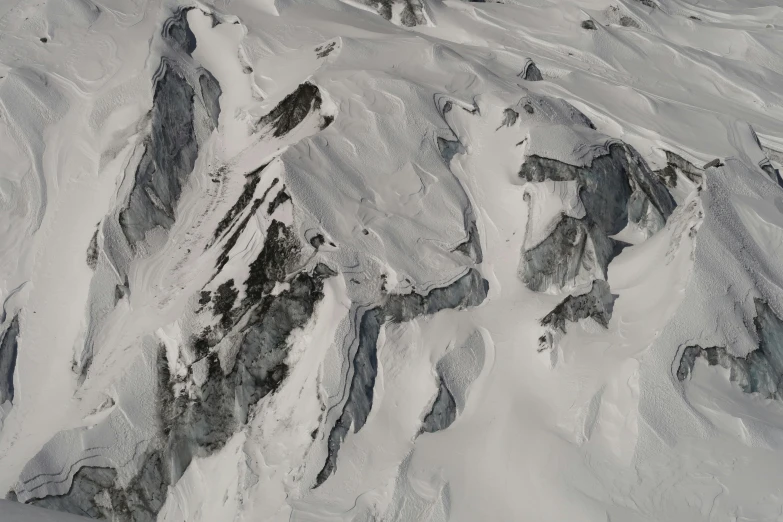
left=4, top=0, right=783, bottom=521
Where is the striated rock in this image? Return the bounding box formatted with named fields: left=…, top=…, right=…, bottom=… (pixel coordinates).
left=119, top=61, right=199, bottom=246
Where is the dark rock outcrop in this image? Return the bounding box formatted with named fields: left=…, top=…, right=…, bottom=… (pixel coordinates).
left=119, top=9, right=221, bottom=248
left=315, top=269, right=488, bottom=487
left=214, top=179, right=279, bottom=274
left=420, top=380, right=457, bottom=434
left=581, top=20, right=597, bottom=30
left=519, top=59, right=543, bottom=81
left=519, top=144, right=675, bottom=237
left=257, top=83, right=323, bottom=138
left=454, top=220, right=483, bottom=264
left=85, top=228, right=99, bottom=270
left=211, top=167, right=267, bottom=243
left=0, top=316, right=19, bottom=405
left=519, top=142, right=675, bottom=292
left=119, top=61, right=200, bottom=246
left=654, top=150, right=703, bottom=188
left=315, top=307, right=383, bottom=488
left=162, top=7, right=196, bottom=56
left=358, top=0, right=427, bottom=26
left=520, top=216, right=614, bottom=293
left=677, top=300, right=783, bottom=400
left=541, top=280, right=615, bottom=333
left=31, top=452, right=166, bottom=522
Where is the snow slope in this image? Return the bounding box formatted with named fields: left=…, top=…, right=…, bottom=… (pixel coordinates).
left=1, top=0, right=783, bottom=520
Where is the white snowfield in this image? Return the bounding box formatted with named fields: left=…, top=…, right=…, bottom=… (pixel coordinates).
left=1, top=0, right=783, bottom=521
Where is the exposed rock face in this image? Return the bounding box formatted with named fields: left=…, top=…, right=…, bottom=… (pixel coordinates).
left=677, top=300, right=783, bottom=400
left=315, top=307, right=383, bottom=488
left=257, top=82, right=323, bottom=138
left=85, top=228, right=99, bottom=270
left=454, top=219, right=483, bottom=264
left=420, top=380, right=457, bottom=433
left=520, top=144, right=675, bottom=237
left=118, top=7, right=222, bottom=249
left=357, top=0, right=427, bottom=26
left=214, top=179, right=279, bottom=274
left=162, top=7, right=197, bottom=55
left=519, top=59, right=543, bottom=81
left=520, top=216, right=614, bottom=293
left=32, top=453, right=166, bottom=522
left=541, top=280, right=615, bottom=333
left=316, top=269, right=489, bottom=487
left=582, top=20, right=597, bottom=30
left=119, top=62, right=198, bottom=246
left=211, top=166, right=267, bottom=243
left=0, top=315, right=19, bottom=405
left=519, top=142, right=675, bottom=292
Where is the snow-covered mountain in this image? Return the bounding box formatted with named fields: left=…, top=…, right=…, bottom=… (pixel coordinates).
left=2, top=0, right=783, bottom=520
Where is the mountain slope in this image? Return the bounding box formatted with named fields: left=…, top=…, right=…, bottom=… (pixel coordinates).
left=1, top=0, right=783, bottom=521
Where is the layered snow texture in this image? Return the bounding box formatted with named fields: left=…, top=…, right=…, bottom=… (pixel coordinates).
left=3, top=0, right=783, bottom=521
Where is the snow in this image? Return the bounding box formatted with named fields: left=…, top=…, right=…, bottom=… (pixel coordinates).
left=1, top=0, right=783, bottom=520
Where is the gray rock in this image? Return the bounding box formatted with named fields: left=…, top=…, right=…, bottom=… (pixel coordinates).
left=257, top=82, right=323, bottom=138
left=316, top=269, right=489, bottom=487
left=519, top=59, right=543, bottom=81
left=519, top=142, right=675, bottom=292
left=31, top=452, right=166, bottom=522
left=677, top=299, right=783, bottom=400
left=85, top=228, right=99, bottom=270
left=119, top=61, right=198, bottom=245
left=420, top=380, right=457, bottom=433
left=619, top=16, right=640, bottom=28
left=358, top=0, right=427, bottom=26
left=162, top=7, right=196, bottom=56
left=581, top=20, right=597, bottom=30
left=197, top=68, right=222, bottom=129
left=315, top=307, right=383, bottom=488
left=454, top=219, right=483, bottom=264
left=703, top=158, right=723, bottom=169
left=384, top=268, right=489, bottom=323
left=520, top=215, right=614, bottom=293
left=541, top=280, right=615, bottom=333
left=0, top=315, right=19, bottom=405
left=437, top=137, right=464, bottom=166
left=500, top=108, right=519, bottom=127
left=520, top=144, right=675, bottom=237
